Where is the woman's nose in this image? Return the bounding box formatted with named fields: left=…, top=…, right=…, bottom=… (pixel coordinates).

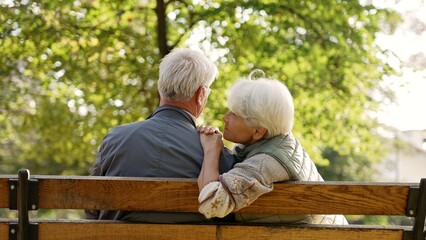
left=223, top=112, right=229, bottom=122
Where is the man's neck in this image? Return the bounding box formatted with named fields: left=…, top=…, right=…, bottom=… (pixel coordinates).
left=160, top=99, right=198, bottom=118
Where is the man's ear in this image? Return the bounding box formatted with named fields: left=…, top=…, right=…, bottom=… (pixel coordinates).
left=195, top=86, right=205, bottom=105
left=253, top=127, right=267, bottom=141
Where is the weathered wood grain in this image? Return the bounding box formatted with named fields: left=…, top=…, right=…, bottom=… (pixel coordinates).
left=0, top=177, right=11, bottom=208
left=1, top=174, right=421, bottom=240
left=37, top=220, right=217, bottom=240
left=34, top=176, right=414, bottom=215
left=34, top=220, right=409, bottom=240
left=0, top=220, right=10, bottom=240
left=218, top=224, right=407, bottom=240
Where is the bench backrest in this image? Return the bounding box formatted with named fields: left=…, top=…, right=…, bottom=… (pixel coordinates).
left=10, top=176, right=420, bottom=214
left=1, top=169, right=425, bottom=240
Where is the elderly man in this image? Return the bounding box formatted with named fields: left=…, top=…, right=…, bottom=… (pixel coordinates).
left=86, top=48, right=236, bottom=223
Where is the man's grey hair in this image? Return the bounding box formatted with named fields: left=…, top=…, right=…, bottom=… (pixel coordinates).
left=158, top=48, right=218, bottom=102
left=227, top=74, right=294, bottom=137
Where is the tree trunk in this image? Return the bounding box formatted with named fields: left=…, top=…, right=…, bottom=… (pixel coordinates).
left=156, top=0, right=169, bottom=57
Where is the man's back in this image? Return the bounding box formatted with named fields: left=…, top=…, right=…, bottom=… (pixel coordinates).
left=94, top=106, right=204, bottom=178
left=89, top=106, right=235, bottom=222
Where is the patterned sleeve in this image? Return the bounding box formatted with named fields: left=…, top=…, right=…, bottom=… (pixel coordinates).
left=198, top=154, right=289, bottom=219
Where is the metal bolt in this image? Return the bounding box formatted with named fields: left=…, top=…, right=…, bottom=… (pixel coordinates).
left=408, top=209, right=414, bottom=216
left=10, top=185, right=15, bottom=190
left=32, top=204, right=37, bottom=210
left=10, top=229, right=15, bottom=234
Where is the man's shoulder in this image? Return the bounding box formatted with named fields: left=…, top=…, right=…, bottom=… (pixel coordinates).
left=112, top=120, right=145, bottom=131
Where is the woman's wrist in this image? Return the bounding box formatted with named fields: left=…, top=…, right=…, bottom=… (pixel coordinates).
left=203, top=149, right=221, bottom=161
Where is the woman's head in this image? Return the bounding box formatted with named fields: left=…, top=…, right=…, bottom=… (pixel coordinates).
left=224, top=74, right=294, bottom=143
left=158, top=48, right=218, bottom=102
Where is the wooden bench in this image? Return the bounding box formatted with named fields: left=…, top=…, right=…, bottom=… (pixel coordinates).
left=1, top=169, right=425, bottom=240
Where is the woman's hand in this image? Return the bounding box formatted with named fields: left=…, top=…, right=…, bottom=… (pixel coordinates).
left=197, top=125, right=220, bottom=135
left=197, top=125, right=224, bottom=153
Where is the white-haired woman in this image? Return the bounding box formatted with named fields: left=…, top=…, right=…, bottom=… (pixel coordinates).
left=197, top=74, right=348, bottom=224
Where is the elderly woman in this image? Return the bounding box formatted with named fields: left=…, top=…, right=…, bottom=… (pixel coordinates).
left=197, top=75, right=348, bottom=224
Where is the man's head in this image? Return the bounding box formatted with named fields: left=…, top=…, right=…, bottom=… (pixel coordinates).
left=158, top=48, right=218, bottom=102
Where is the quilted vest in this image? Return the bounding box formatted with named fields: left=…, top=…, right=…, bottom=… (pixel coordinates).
left=234, top=133, right=348, bottom=224
left=236, top=133, right=323, bottom=181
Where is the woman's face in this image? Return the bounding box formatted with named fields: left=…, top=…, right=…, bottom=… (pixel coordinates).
left=222, top=111, right=257, bottom=146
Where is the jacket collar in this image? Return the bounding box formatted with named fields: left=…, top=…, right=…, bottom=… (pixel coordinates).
left=147, top=105, right=197, bottom=128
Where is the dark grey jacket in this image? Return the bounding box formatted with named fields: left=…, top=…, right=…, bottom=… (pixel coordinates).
left=87, top=105, right=236, bottom=222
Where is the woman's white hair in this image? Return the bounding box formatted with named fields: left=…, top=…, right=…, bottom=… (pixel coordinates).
left=227, top=72, right=294, bottom=138
left=158, top=48, right=218, bottom=102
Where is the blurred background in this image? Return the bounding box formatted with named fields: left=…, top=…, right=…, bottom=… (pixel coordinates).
left=1, top=0, right=425, bottom=224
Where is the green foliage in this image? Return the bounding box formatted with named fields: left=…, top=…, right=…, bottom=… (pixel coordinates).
left=346, top=215, right=414, bottom=226
left=1, top=0, right=160, bottom=174
left=318, top=147, right=376, bottom=181
left=0, top=0, right=401, bottom=180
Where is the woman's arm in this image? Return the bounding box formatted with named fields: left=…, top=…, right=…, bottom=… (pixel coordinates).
left=198, top=154, right=289, bottom=219
left=197, top=126, right=223, bottom=191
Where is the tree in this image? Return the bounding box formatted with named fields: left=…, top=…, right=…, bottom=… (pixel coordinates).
left=0, top=0, right=401, bottom=178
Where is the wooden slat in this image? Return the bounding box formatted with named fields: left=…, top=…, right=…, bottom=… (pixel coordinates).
left=37, top=176, right=200, bottom=212
left=34, top=220, right=409, bottom=240
left=35, top=176, right=413, bottom=215
left=0, top=177, right=11, bottom=208
left=218, top=224, right=408, bottom=240
left=37, top=220, right=217, bottom=240
left=250, top=182, right=411, bottom=215
left=0, top=223, right=9, bottom=240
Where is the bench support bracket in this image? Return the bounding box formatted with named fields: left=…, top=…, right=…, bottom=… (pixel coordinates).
left=8, top=178, right=39, bottom=211
left=8, top=169, right=39, bottom=240
left=412, top=178, right=426, bottom=240
left=9, top=223, right=38, bottom=240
